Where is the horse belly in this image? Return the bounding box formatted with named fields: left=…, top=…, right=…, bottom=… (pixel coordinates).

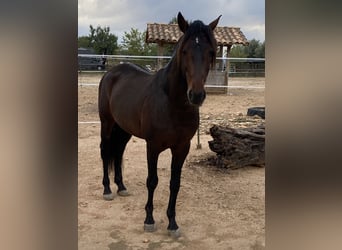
left=109, top=87, right=146, bottom=138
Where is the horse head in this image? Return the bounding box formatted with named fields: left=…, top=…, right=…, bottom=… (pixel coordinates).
left=177, top=12, right=221, bottom=106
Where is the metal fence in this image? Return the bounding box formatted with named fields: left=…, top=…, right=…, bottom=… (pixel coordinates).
left=78, top=54, right=264, bottom=72
left=78, top=54, right=265, bottom=92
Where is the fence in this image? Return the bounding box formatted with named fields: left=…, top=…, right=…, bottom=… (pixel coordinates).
left=78, top=54, right=265, bottom=92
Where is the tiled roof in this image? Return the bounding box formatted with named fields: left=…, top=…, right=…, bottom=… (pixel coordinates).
left=146, top=23, right=249, bottom=46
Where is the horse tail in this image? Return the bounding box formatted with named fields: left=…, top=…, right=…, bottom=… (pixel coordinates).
left=107, top=125, right=129, bottom=177
left=108, top=159, right=114, bottom=176
left=99, top=70, right=116, bottom=178
left=107, top=127, right=116, bottom=176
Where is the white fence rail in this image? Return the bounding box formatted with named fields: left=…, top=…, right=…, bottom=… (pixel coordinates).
left=78, top=54, right=265, bottom=61
left=78, top=54, right=265, bottom=90
left=78, top=54, right=265, bottom=71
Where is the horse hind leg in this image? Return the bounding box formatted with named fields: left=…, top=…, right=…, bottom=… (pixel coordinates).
left=110, top=124, right=132, bottom=196
left=100, top=120, right=115, bottom=201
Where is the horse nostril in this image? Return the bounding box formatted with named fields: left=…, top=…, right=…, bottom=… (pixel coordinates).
left=188, top=89, right=194, bottom=101
left=188, top=89, right=206, bottom=106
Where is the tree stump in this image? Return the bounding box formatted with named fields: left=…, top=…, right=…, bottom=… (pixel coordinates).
left=208, top=125, right=265, bottom=169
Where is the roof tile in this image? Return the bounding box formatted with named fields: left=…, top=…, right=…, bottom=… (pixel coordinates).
left=146, top=23, right=248, bottom=46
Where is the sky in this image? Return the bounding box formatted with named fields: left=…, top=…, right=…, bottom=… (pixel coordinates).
left=78, top=0, right=265, bottom=44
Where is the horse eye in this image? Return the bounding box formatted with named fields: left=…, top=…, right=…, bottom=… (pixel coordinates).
left=182, top=49, right=187, bottom=55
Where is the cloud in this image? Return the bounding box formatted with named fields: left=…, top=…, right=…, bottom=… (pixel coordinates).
left=78, top=0, right=265, bottom=42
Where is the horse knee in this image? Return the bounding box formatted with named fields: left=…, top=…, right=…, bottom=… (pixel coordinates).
left=146, top=176, right=158, bottom=190
left=167, top=208, right=175, bottom=219
left=170, top=179, right=181, bottom=192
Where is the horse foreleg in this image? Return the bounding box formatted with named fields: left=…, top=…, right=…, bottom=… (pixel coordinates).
left=167, top=142, right=190, bottom=237
left=144, top=142, right=160, bottom=232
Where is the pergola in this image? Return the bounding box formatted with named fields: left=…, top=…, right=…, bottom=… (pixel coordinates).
left=146, top=23, right=249, bottom=69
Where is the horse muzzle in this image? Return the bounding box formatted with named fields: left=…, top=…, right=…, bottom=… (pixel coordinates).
left=187, top=89, right=206, bottom=106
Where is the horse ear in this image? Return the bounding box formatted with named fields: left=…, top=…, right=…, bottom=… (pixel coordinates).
left=177, top=12, right=189, bottom=33
left=209, top=15, right=222, bottom=30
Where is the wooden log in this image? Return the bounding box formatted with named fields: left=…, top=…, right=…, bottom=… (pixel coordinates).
left=208, top=125, right=265, bottom=169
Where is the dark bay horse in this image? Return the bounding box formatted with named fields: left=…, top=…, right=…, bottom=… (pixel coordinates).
left=98, top=12, right=221, bottom=236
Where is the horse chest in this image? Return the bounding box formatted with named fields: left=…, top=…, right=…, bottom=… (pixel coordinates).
left=171, top=125, right=197, bottom=142
left=140, top=89, right=199, bottom=144
left=145, top=108, right=198, bottom=145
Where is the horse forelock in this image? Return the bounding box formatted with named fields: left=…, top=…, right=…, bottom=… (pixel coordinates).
left=176, top=20, right=217, bottom=68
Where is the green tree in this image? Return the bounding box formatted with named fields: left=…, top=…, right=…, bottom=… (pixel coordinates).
left=120, top=28, right=157, bottom=55
left=78, top=36, right=91, bottom=48
left=254, top=40, right=265, bottom=58
left=229, top=45, right=248, bottom=58
left=78, top=25, right=118, bottom=54
left=88, top=25, right=118, bottom=54
left=169, top=15, right=177, bottom=24
left=229, top=39, right=265, bottom=58
left=245, top=39, right=261, bottom=58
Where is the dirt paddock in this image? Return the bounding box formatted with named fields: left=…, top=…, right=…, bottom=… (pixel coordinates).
left=78, top=75, right=265, bottom=250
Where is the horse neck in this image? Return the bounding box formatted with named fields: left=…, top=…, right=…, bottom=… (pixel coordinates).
left=163, top=56, right=189, bottom=107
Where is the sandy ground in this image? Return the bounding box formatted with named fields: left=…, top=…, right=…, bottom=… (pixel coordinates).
left=78, top=75, right=265, bottom=250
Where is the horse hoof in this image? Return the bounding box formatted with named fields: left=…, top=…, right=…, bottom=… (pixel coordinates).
left=168, top=228, right=181, bottom=238
left=103, top=193, right=114, bottom=201
left=117, top=190, right=129, bottom=196
left=144, top=223, right=156, bottom=232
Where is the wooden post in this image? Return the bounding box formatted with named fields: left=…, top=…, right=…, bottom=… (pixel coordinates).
left=226, top=45, right=232, bottom=94
left=196, top=127, right=202, bottom=149
left=196, top=112, right=202, bottom=149
left=218, top=45, right=224, bottom=71
left=157, top=43, right=164, bottom=70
